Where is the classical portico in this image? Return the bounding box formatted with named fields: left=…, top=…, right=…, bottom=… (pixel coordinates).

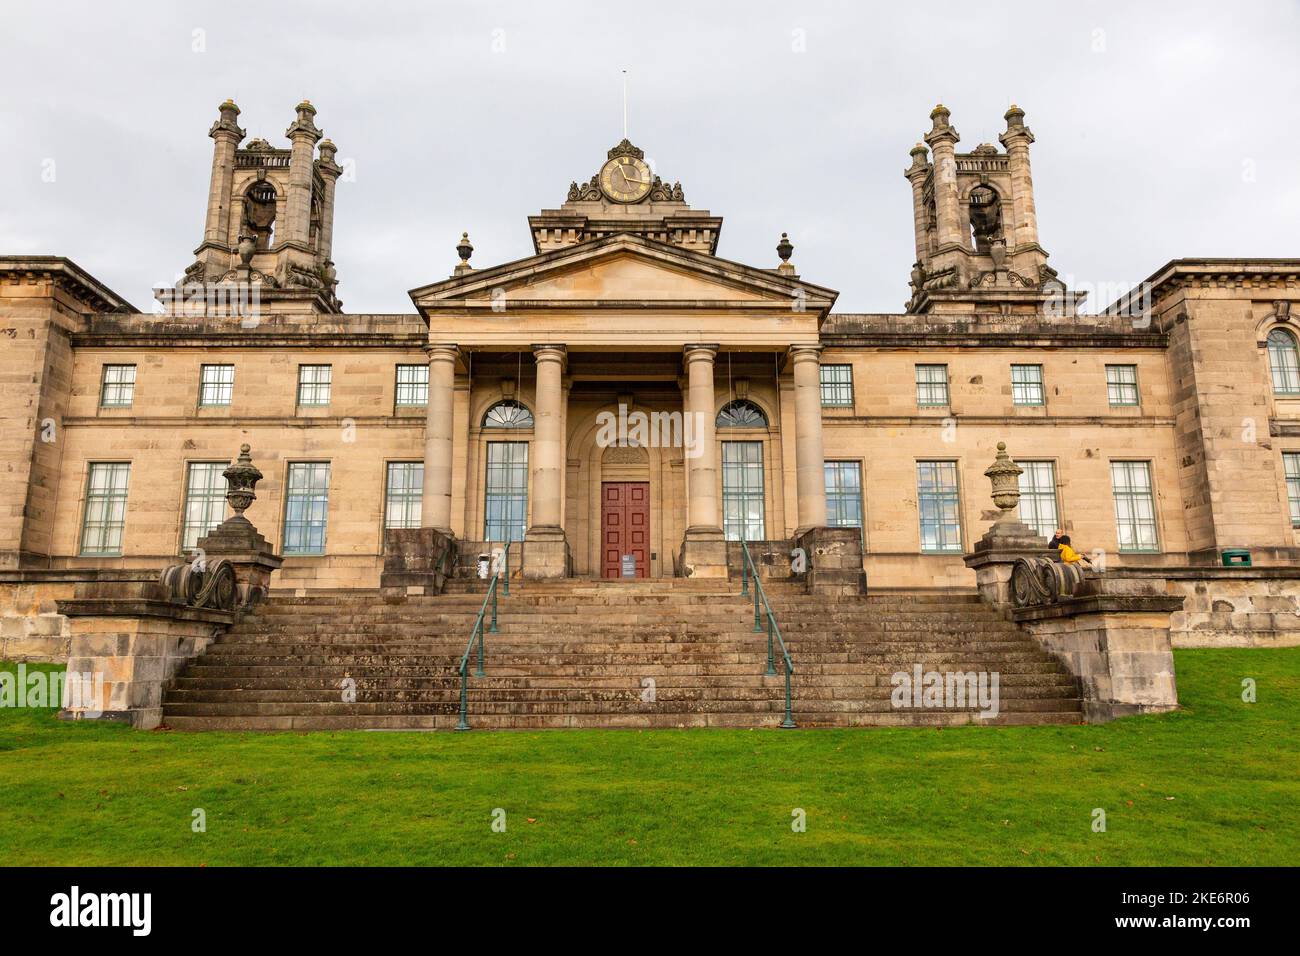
left=408, top=142, right=839, bottom=578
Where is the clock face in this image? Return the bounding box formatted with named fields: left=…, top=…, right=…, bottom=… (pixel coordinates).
left=599, top=156, right=652, bottom=203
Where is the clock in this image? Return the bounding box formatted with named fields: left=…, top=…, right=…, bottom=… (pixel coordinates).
left=599, top=155, right=652, bottom=203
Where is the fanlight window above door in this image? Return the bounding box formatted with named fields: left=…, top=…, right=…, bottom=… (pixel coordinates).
left=482, top=400, right=534, bottom=429
left=716, top=400, right=768, bottom=428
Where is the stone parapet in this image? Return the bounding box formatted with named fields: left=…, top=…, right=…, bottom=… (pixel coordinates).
left=795, top=526, right=866, bottom=596
left=380, top=528, right=457, bottom=596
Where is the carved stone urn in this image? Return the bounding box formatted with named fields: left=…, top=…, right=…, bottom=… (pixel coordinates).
left=222, top=443, right=263, bottom=519
left=989, top=238, right=1007, bottom=271
left=236, top=234, right=256, bottom=268
left=984, top=441, right=1024, bottom=526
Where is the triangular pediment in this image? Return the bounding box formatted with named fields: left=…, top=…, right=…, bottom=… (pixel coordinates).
left=409, top=233, right=837, bottom=316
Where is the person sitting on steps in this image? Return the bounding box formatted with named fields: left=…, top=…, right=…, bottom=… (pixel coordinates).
left=1048, top=529, right=1093, bottom=567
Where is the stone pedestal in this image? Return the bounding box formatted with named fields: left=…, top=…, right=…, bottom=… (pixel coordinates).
left=680, top=528, right=728, bottom=579
left=380, top=527, right=457, bottom=596
left=522, top=528, right=570, bottom=580
left=796, top=527, right=866, bottom=595
left=194, top=515, right=283, bottom=609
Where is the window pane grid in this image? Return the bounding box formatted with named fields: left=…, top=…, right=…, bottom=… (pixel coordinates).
left=283, top=463, right=330, bottom=554
left=915, top=365, right=949, bottom=407
left=297, top=365, right=332, bottom=406
left=1110, top=461, right=1159, bottom=552
left=181, top=462, right=228, bottom=551
left=917, top=460, right=962, bottom=552
left=1011, top=364, right=1045, bottom=406
left=395, top=365, right=429, bottom=406
left=1286, top=453, right=1300, bottom=528
left=1017, top=460, right=1059, bottom=538
left=1268, top=330, right=1300, bottom=394
left=484, top=442, right=528, bottom=542
left=820, top=365, right=854, bottom=407
left=100, top=365, right=136, bottom=407
left=385, top=462, right=424, bottom=529
left=81, top=463, right=130, bottom=555
left=825, top=461, right=863, bottom=530
left=199, top=364, right=234, bottom=406
left=1106, top=364, right=1139, bottom=406
left=722, top=441, right=765, bottom=541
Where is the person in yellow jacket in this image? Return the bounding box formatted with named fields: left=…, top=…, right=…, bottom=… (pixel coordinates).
left=1048, top=529, right=1093, bottom=566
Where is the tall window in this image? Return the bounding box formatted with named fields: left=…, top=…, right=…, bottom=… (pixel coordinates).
left=1018, top=461, right=1059, bottom=538
left=916, top=460, right=962, bottom=552
left=283, top=462, right=331, bottom=555
left=385, top=462, right=424, bottom=529
left=1284, top=453, right=1300, bottom=528
left=1011, top=364, right=1045, bottom=405
left=1106, top=364, right=1139, bottom=406
left=1110, top=461, right=1159, bottom=552
left=198, top=364, right=234, bottom=406
left=820, top=365, right=854, bottom=407
left=722, top=441, right=765, bottom=540
left=484, top=442, right=528, bottom=542
left=99, top=365, right=136, bottom=408
left=80, top=462, right=130, bottom=556
left=1267, top=329, right=1300, bottom=394
left=915, top=364, right=949, bottom=407
left=825, top=461, right=863, bottom=532
left=483, top=400, right=534, bottom=428
left=395, top=364, right=428, bottom=407
left=297, top=365, right=332, bottom=406
left=181, top=462, right=227, bottom=551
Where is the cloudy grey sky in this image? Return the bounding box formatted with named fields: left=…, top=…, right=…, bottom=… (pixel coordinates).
left=2, top=0, right=1297, bottom=314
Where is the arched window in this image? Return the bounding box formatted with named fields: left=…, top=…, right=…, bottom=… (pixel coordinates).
left=1268, top=329, right=1300, bottom=394
left=716, top=400, right=768, bottom=428
left=482, top=400, right=534, bottom=429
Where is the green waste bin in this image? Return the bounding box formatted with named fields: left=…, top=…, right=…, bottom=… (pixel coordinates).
left=1221, top=549, right=1251, bottom=567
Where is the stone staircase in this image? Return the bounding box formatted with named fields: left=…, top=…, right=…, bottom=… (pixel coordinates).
left=161, top=578, right=1083, bottom=731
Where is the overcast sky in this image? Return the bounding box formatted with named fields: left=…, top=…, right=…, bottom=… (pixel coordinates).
left=2, top=0, right=1297, bottom=314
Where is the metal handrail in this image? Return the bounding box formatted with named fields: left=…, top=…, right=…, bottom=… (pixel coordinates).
left=738, top=538, right=796, bottom=728
left=454, top=542, right=510, bottom=731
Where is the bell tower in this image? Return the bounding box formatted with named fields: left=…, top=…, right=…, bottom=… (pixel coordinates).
left=171, top=99, right=344, bottom=314
left=903, top=104, right=1078, bottom=315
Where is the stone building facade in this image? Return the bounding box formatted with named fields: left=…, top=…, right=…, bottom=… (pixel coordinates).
left=4, top=100, right=1300, bottom=665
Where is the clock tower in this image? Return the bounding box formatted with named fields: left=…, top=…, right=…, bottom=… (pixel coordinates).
left=527, top=140, right=722, bottom=255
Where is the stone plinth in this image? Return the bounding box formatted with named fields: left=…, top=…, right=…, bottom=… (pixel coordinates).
left=795, top=527, right=866, bottom=595
left=380, top=527, right=457, bottom=595
left=522, top=528, right=570, bottom=580
left=679, top=528, right=727, bottom=579
left=195, top=514, right=283, bottom=608
left=57, top=579, right=232, bottom=729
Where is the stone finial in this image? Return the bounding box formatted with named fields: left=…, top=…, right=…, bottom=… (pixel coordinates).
left=222, top=444, right=263, bottom=519
left=925, top=103, right=959, bottom=148
left=776, top=232, right=793, bottom=263
left=984, top=441, right=1024, bottom=525
left=286, top=100, right=322, bottom=142
left=318, top=138, right=338, bottom=162
left=907, top=142, right=929, bottom=173
left=1000, top=103, right=1034, bottom=149
left=454, top=232, right=474, bottom=275
left=210, top=98, right=244, bottom=141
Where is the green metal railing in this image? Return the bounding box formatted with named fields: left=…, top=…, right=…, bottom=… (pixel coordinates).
left=455, top=542, right=510, bottom=731
left=738, top=538, right=796, bottom=728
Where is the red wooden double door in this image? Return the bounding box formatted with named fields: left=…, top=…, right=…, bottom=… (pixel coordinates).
left=601, top=482, right=650, bottom=578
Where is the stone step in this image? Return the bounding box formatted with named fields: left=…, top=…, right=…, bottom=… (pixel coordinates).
left=162, top=709, right=1083, bottom=731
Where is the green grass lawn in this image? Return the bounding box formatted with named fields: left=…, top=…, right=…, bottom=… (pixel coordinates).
left=1, top=648, right=1296, bottom=866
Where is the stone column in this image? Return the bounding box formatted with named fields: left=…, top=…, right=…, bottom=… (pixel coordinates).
left=283, top=101, right=322, bottom=250
left=197, top=100, right=243, bottom=267
left=523, top=345, right=569, bottom=578
left=683, top=345, right=721, bottom=533
left=315, top=138, right=343, bottom=265
left=789, top=345, right=827, bottom=532
left=999, top=105, right=1039, bottom=253
left=904, top=143, right=931, bottom=265
left=679, top=345, right=726, bottom=577
left=923, top=104, right=963, bottom=251
left=422, top=344, right=458, bottom=534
